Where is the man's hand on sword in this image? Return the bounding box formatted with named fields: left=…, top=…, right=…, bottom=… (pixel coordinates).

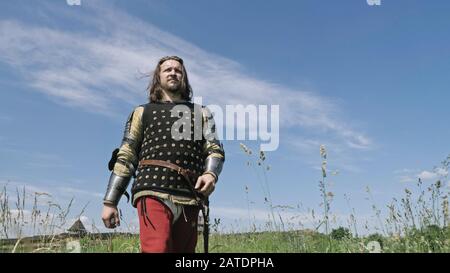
left=195, top=173, right=216, bottom=197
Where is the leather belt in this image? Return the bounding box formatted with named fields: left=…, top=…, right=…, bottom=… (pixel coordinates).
left=139, top=159, right=198, bottom=187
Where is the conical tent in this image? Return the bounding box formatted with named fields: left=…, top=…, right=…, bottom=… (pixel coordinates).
left=67, top=219, right=87, bottom=235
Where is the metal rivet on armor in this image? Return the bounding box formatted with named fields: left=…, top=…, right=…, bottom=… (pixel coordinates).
left=163, top=136, right=167, bottom=140
left=184, top=160, right=188, bottom=164
left=153, top=111, right=156, bottom=114
left=162, top=176, right=165, bottom=179
left=166, top=128, right=170, bottom=131
left=166, top=121, right=170, bottom=125
left=153, top=175, right=157, bottom=179
left=167, top=152, right=171, bottom=155
left=154, top=167, right=159, bottom=171
left=162, top=116, right=166, bottom=119
left=163, top=143, right=167, bottom=147
left=156, top=145, right=160, bottom=148
left=150, top=124, right=153, bottom=128
left=163, top=168, right=167, bottom=172
left=187, top=145, right=191, bottom=149
left=169, top=185, right=173, bottom=188
left=161, top=110, right=165, bottom=113
left=191, top=161, right=194, bottom=165
left=180, top=144, right=184, bottom=147
left=159, top=152, right=163, bottom=156
left=170, top=177, right=174, bottom=180
left=155, top=138, right=159, bottom=141
left=144, top=183, right=148, bottom=186
left=172, top=143, right=176, bottom=147
left=161, top=184, right=165, bottom=187
left=152, top=183, right=156, bottom=186
left=176, top=160, right=180, bottom=164
left=139, top=176, right=142, bottom=180
left=177, top=177, right=181, bottom=180
left=152, top=154, right=155, bottom=158
left=184, top=152, right=188, bottom=156
left=153, top=117, right=157, bottom=120
left=176, top=152, right=180, bottom=155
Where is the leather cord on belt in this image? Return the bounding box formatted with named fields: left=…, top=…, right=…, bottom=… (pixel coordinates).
left=138, top=159, right=210, bottom=253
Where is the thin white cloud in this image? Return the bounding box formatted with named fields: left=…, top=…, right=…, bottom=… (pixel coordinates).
left=393, top=168, right=420, bottom=175
left=0, top=1, right=371, bottom=150
left=417, top=171, right=438, bottom=181
left=435, top=168, right=449, bottom=177
left=0, top=115, right=12, bottom=122
left=0, top=179, right=53, bottom=198
left=0, top=147, right=71, bottom=169
left=395, top=167, right=448, bottom=183
left=399, top=176, right=415, bottom=183
left=284, top=136, right=364, bottom=173
left=57, top=186, right=103, bottom=199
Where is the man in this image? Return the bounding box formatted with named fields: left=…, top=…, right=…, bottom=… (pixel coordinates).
left=101, top=56, right=225, bottom=253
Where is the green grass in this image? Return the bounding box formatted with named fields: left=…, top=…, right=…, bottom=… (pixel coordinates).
left=4, top=227, right=448, bottom=253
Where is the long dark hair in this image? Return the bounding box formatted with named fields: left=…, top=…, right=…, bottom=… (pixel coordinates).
left=147, top=56, right=193, bottom=102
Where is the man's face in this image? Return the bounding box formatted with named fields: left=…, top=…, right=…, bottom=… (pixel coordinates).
left=159, top=59, right=183, bottom=93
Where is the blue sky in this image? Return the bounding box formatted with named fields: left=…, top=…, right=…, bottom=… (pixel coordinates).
left=0, top=0, right=449, bottom=236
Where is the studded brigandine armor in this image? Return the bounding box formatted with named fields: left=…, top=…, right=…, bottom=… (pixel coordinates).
left=103, top=101, right=225, bottom=207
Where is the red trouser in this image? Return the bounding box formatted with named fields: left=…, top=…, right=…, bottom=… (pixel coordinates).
left=136, top=196, right=199, bottom=253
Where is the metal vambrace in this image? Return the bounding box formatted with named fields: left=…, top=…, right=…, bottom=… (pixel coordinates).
left=204, top=157, right=224, bottom=182
left=103, top=173, right=131, bottom=206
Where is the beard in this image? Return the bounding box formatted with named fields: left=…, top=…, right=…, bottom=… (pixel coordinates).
left=164, top=79, right=182, bottom=93
left=167, top=82, right=181, bottom=92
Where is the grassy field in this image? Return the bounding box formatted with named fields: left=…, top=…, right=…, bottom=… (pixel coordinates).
left=2, top=227, right=449, bottom=253
left=1, top=146, right=449, bottom=253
